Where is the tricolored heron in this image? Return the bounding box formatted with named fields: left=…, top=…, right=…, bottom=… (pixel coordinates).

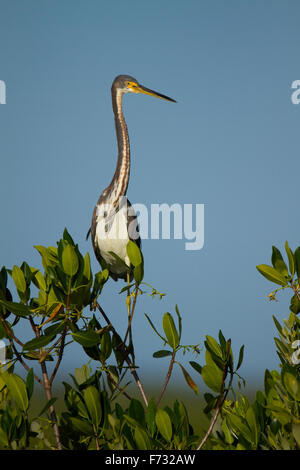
left=87, top=75, right=176, bottom=281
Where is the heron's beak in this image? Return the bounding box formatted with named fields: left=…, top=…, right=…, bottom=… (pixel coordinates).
left=136, top=84, right=176, bottom=103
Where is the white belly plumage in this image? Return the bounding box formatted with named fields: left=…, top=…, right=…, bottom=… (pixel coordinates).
left=95, top=202, right=130, bottom=276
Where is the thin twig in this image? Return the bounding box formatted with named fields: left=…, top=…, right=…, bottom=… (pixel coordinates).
left=197, top=359, right=228, bottom=450
left=49, top=325, right=68, bottom=385
left=98, top=344, right=132, bottom=401
left=291, top=282, right=300, bottom=301
left=40, top=360, right=62, bottom=450
left=96, top=302, right=148, bottom=407
left=31, top=316, right=63, bottom=450
left=95, top=434, right=100, bottom=450
left=125, top=272, right=132, bottom=342
left=104, top=369, right=132, bottom=401
left=0, top=313, right=24, bottom=348
left=156, top=350, right=176, bottom=406
left=124, top=285, right=138, bottom=347
left=49, top=295, right=71, bottom=384
left=11, top=343, right=43, bottom=384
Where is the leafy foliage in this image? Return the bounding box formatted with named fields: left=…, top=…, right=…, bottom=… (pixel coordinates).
left=0, top=233, right=299, bottom=449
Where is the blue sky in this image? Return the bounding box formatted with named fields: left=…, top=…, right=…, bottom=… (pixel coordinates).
left=0, top=0, right=300, bottom=391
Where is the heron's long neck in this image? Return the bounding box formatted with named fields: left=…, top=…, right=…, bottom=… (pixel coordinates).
left=107, top=89, right=130, bottom=207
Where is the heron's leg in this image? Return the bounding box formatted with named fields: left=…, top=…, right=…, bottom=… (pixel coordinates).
left=126, top=271, right=131, bottom=316
left=126, top=272, right=133, bottom=346
left=125, top=271, right=135, bottom=363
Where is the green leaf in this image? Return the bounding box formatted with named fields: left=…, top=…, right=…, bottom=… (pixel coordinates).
left=83, top=345, right=100, bottom=361
left=155, top=409, right=172, bottom=441
left=236, top=345, right=245, bottom=371
left=222, top=417, right=234, bottom=444
left=74, top=364, right=91, bottom=385
left=205, top=335, right=223, bottom=359
left=100, top=330, right=112, bottom=360
left=102, top=268, right=109, bottom=282
left=12, top=265, right=26, bottom=293
left=189, top=361, right=202, bottom=375
left=144, top=314, right=167, bottom=343
left=83, top=386, right=102, bottom=427
left=175, top=304, right=182, bottom=339
left=146, top=398, right=156, bottom=437
left=177, top=362, right=199, bottom=394
left=108, top=251, right=129, bottom=270
left=285, top=241, right=295, bottom=277
left=162, top=313, right=179, bottom=350
left=26, top=368, right=34, bottom=400
left=153, top=350, right=173, bottom=358
left=33, top=270, right=47, bottom=291
left=44, top=322, right=66, bottom=337
left=290, top=294, right=300, bottom=314
left=292, top=423, right=300, bottom=447
left=47, top=246, right=58, bottom=264
left=34, top=245, right=57, bottom=269
left=63, top=228, right=75, bottom=245
left=173, top=400, right=189, bottom=435
left=218, top=330, right=227, bottom=351
left=256, top=264, right=288, bottom=286
left=126, top=241, right=143, bottom=267
left=294, top=247, right=300, bottom=280
left=271, top=246, right=289, bottom=277
left=72, top=330, right=100, bottom=348
left=134, top=427, right=151, bottom=450
left=201, top=362, right=223, bottom=393
left=282, top=371, right=300, bottom=400
left=246, top=406, right=259, bottom=446
left=23, top=351, right=53, bottom=361
left=119, top=282, right=136, bottom=294
left=0, top=289, right=12, bottom=319
left=38, top=397, right=57, bottom=417
left=129, top=399, right=145, bottom=426
left=0, top=266, right=8, bottom=291
left=92, top=269, right=109, bottom=298
left=83, top=253, right=92, bottom=282
left=69, top=416, right=93, bottom=435
left=123, top=414, right=142, bottom=430
left=227, top=413, right=253, bottom=444
left=21, top=261, right=33, bottom=284
left=62, top=244, right=79, bottom=277
left=133, top=263, right=144, bottom=284
left=46, top=265, right=57, bottom=281
left=3, top=373, right=28, bottom=412
left=272, top=315, right=283, bottom=336
left=0, top=300, right=31, bottom=317
left=23, top=334, right=55, bottom=351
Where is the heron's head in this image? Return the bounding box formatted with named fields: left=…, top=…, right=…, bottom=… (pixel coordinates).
left=112, top=75, right=176, bottom=102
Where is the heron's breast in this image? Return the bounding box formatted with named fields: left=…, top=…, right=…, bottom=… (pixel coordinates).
left=95, top=205, right=130, bottom=270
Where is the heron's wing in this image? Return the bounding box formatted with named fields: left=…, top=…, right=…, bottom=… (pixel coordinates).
left=86, top=227, right=91, bottom=240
